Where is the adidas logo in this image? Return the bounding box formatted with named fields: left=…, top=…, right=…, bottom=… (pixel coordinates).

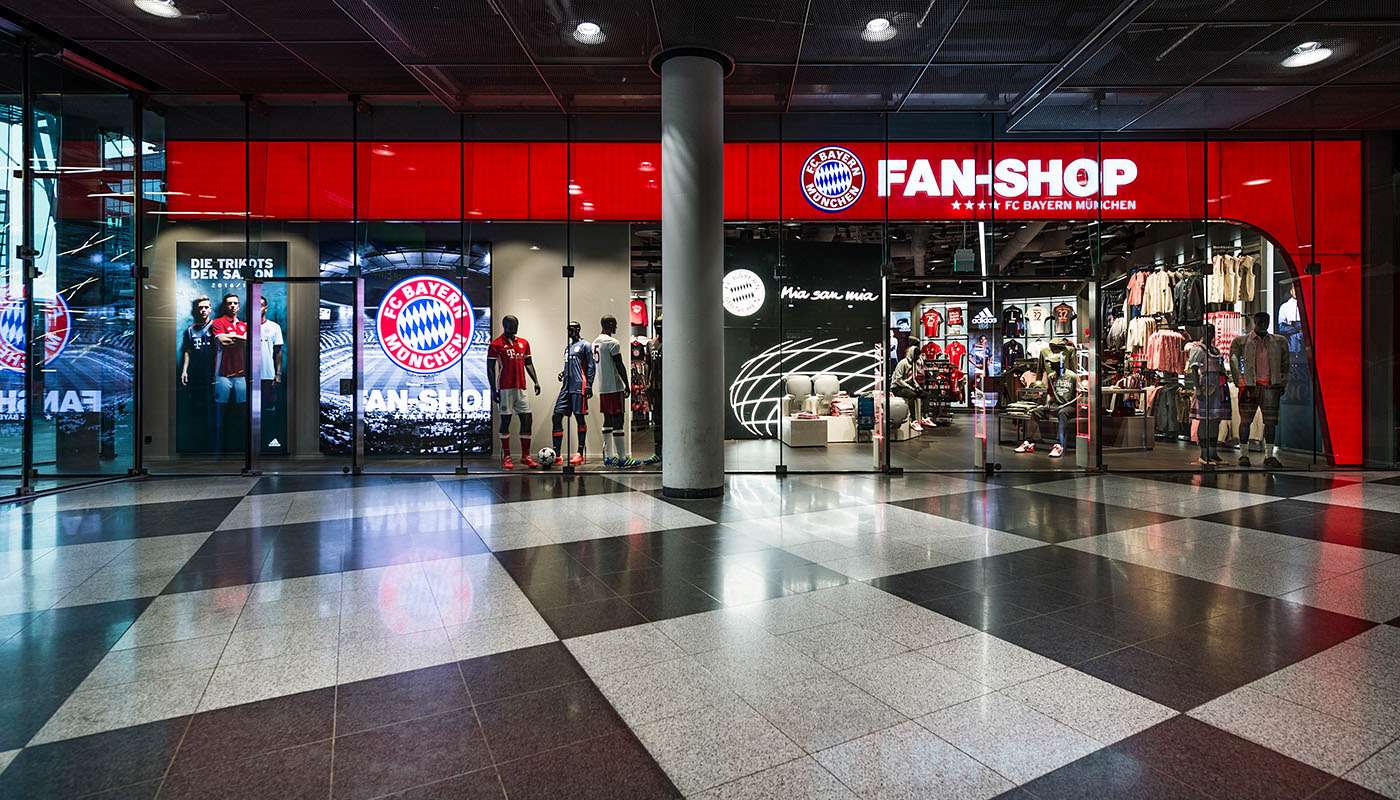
left=970, top=308, right=997, bottom=328
left=267, top=438, right=281, bottom=447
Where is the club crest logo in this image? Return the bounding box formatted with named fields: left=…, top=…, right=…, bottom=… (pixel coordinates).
left=0, top=288, right=72, bottom=373
left=801, top=147, right=865, bottom=212
left=376, top=274, right=474, bottom=375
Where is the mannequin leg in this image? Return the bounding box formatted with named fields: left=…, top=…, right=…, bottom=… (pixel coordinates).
left=519, top=413, right=533, bottom=460
left=498, top=414, right=513, bottom=461
left=551, top=413, right=565, bottom=455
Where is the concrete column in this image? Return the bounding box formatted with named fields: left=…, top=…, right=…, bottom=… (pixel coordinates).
left=657, top=51, right=726, bottom=498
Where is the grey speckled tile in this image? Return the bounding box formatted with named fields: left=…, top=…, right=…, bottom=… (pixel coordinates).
left=690, top=757, right=857, bottom=800
left=743, top=674, right=904, bottom=753
left=633, top=698, right=805, bottom=795
left=1000, top=668, right=1177, bottom=745
left=917, top=692, right=1103, bottom=784
left=838, top=652, right=991, bottom=718
left=814, top=720, right=1013, bottom=800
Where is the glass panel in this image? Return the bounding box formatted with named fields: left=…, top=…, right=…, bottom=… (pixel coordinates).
left=723, top=222, right=781, bottom=472
left=0, top=37, right=21, bottom=493
left=29, top=75, right=137, bottom=487
left=627, top=223, right=660, bottom=470
left=140, top=97, right=248, bottom=474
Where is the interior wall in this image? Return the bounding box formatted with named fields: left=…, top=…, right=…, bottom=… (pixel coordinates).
left=481, top=222, right=632, bottom=457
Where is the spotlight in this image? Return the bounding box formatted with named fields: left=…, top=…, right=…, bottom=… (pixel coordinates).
left=862, top=17, right=895, bottom=42
left=1282, top=41, right=1332, bottom=68
left=134, top=0, right=181, bottom=17
left=573, top=21, right=605, bottom=44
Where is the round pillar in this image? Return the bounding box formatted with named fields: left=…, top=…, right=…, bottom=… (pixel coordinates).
left=655, top=49, right=728, bottom=498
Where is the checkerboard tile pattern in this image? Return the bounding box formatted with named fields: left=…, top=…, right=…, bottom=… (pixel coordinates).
left=0, top=470, right=1397, bottom=798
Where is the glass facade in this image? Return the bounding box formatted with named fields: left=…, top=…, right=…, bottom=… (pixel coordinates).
left=0, top=36, right=1381, bottom=496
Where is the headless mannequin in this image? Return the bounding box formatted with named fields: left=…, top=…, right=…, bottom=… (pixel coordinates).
left=891, top=345, right=923, bottom=428
left=488, top=315, right=542, bottom=468
left=1187, top=324, right=1226, bottom=467
left=594, top=315, right=633, bottom=466
left=1023, top=361, right=1075, bottom=456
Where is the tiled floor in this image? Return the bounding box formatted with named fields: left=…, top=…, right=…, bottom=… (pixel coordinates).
left=1, top=470, right=1399, bottom=799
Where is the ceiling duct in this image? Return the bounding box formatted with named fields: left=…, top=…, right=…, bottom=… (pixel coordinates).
left=994, top=222, right=1048, bottom=269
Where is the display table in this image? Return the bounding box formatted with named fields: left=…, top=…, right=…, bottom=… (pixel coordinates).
left=825, top=414, right=858, bottom=443
left=780, top=417, right=828, bottom=447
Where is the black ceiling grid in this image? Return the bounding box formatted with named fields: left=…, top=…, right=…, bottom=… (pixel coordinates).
left=0, top=0, right=1394, bottom=129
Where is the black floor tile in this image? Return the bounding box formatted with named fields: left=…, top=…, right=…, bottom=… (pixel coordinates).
left=867, top=569, right=969, bottom=603
left=764, top=562, right=851, bottom=593
left=670, top=525, right=773, bottom=555
left=474, top=681, right=629, bottom=763
left=377, top=767, right=506, bottom=799
left=904, top=559, right=1022, bottom=593
left=1194, top=500, right=1327, bottom=531
left=517, top=571, right=621, bottom=610
left=483, top=475, right=629, bottom=503
left=536, top=595, right=649, bottom=638
left=493, top=545, right=586, bottom=584
left=1015, top=747, right=1208, bottom=799
left=458, top=642, right=589, bottom=704
left=979, top=578, right=1093, bottom=615
left=1141, top=471, right=1361, bottom=497
left=918, top=590, right=1043, bottom=631
left=174, top=688, right=335, bottom=772
left=988, top=616, right=1127, bottom=666
left=0, top=691, right=69, bottom=751
left=1076, top=647, right=1248, bottom=711
left=0, top=609, right=38, bottom=642
left=1307, top=778, right=1394, bottom=800
left=1112, top=716, right=1336, bottom=800
left=0, top=716, right=189, bottom=800
left=621, top=583, right=725, bottom=621
left=335, top=664, right=471, bottom=736
left=1043, top=599, right=1194, bottom=646
left=332, top=708, right=492, bottom=800
left=495, top=730, right=682, bottom=800
left=161, top=740, right=333, bottom=800
left=249, top=475, right=433, bottom=496
left=1108, top=578, right=1271, bottom=628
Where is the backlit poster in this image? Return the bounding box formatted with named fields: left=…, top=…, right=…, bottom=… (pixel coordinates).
left=174, top=241, right=287, bottom=454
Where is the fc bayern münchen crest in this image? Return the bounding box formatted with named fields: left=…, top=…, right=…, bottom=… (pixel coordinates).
left=376, top=274, right=474, bottom=375
left=0, top=287, right=72, bottom=374
left=801, top=146, right=864, bottom=212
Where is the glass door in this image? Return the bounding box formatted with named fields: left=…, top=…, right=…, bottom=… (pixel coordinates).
left=248, top=277, right=360, bottom=475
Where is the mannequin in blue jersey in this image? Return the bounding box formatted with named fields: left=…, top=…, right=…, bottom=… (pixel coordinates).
left=552, top=320, right=595, bottom=465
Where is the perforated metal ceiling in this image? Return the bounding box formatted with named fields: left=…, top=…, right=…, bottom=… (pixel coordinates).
left=0, top=0, right=1395, bottom=130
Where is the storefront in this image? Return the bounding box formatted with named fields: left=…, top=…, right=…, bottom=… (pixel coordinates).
left=131, top=131, right=1361, bottom=475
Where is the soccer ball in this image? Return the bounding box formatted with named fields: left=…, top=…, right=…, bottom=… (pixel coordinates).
left=536, top=447, right=558, bottom=467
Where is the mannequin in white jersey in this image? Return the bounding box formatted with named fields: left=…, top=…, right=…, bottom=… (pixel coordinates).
left=593, top=315, right=639, bottom=468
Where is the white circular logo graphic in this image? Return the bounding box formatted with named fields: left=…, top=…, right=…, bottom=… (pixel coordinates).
left=0, top=288, right=72, bottom=374
left=801, top=146, right=865, bottom=212
left=376, top=274, right=474, bottom=375
left=723, top=269, right=766, bottom=317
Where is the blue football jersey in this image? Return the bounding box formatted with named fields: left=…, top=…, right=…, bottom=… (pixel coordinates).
left=561, top=339, right=595, bottom=393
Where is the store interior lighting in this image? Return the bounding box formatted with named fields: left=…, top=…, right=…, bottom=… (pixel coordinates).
left=134, top=0, right=182, bottom=18
left=1281, top=41, right=1332, bottom=68
left=573, top=21, right=605, bottom=44
left=862, top=17, right=896, bottom=42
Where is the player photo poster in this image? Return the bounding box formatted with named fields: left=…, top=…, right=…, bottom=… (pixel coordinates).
left=174, top=241, right=287, bottom=454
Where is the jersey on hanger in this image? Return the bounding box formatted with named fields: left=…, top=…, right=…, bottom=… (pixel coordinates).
left=920, top=341, right=942, bottom=361
left=945, top=307, right=965, bottom=336
left=1027, top=304, right=1048, bottom=336
left=921, top=308, right=942, bottom=338
left=1002, top=306, right=1025, bottom=337
left=629, top=298, right=648, bottom=327
left=1052, top=302, right=1077, bottom=336
left=487, top=335, right=532, bottom=390
left=945, top=340, right=967, bottom=370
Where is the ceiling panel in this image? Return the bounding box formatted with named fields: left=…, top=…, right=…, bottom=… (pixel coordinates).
left=1140, top=0, right=1319, bottom=23
left=83, top=40, right=232, bottom=91
left=653, top=0, right=807, bottom=63
left=333, top=0, right=529, bottom=64
left=492, top=0, right=659, bottom=64
left=1238, top=85, right=1400, bottom=128
left=160, top=41, right=344, bottom=92
left=1129, top=85, right=1313, bottom=128
left=797, top=0, right=961, bottom=64
left=932, top=0, right=1126, bottom=63
left=1066, top=23, right=1269, bottom=87
left=289, top=42, right=424, bottom=93
left=1199, top=23, right=1400, bottom=85
left=903, top=63, right=1054, bottom=110
left=0, top=0, right=139, bottom=40
left=407, top=64, right=559, bottom=111
left=72, top=0, right=269, bottom=41
left=221, top=0, right=373, bottom=41
left=787, top=64, right=922, bottom=110
left=536, top=65, right=660, bottom=111
left=724, top=64, right=791, bottom=110
left=1010, top=88, right=1177, bottom=130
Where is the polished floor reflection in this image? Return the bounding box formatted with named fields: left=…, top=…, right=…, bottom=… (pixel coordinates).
left=1, top=470, right=1399, bottom=798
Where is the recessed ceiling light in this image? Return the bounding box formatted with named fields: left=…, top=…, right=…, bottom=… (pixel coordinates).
left=134, top=0, right=182, bottom=18
left=1282, top=41, right=1332, bottom=68
left=568, top=183, right=583, bottom=195
left=862, top=17, right=896, bottom=42
left=1242, top=178, right=1271, bottom=186
left=573, top=21, right=605, bottom=44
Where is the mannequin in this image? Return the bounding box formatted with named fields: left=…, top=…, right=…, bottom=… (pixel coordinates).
left=1017, top=359, right=1076, bottom=457
left=890, top=344, right=925, bottom=431
left=593, top=314, right=638, bottom=468
left=1228, top=311, right=1289, bottom=468
left=1186, top=324, right=1228, bottom=468
left=552, top=321, right=596, bottom=465
left=643, top=321, right=661, bottom=464
left=487, top=314, right=542, bottom=469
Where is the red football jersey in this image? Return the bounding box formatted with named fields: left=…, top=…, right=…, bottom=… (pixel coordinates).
left=487, top=335, right=531, bottom=389
left=211, top=316, right=247, bottom=377
left=945, top=340, right=968, bottom=370
left=920, top=341, right=942, bottom=361
left=921, top=308, right=943, bottom=338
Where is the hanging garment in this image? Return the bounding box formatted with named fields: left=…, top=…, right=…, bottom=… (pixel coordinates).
left=1172, top=274, right=1206, bottom=325
left=1145, top=329, right=1187, bottom=374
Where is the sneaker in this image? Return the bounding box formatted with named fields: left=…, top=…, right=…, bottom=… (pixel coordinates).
left=1263, top=456, right=1283, bottom=468
left=643, top=454, right=661, bottom=465
left=568, top=453, right=584, bottom=466
left=603, top=456, right=617, bottom=466
left=1209, top=454, right=1225, bottom=464
left=501, top=456, right=515, bottom=470
left=1049, top=444, right=1064, bottom=458
left=922, top=417, right=937, bottom=427
left=909, top=421, right=924, bottom=431
left=1238, top=455, right=1252, bottom=467
left=1014, top=441, right=1035, bottom=453
left=1197, top=457, right=1216, bottom=468
left=521, top=455, right=540, bottom=468
left=615, top=457, right=642, bottom=469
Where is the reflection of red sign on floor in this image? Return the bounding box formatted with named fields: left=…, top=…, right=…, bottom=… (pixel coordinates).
left=0, top=288, right=72, bottom=374
left=376, top=557, right=474, bottom=635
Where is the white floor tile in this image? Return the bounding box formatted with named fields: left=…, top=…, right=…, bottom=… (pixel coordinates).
left=814, top=720, right=1014, bottom=800
left=917, top=692, right=1103, bottom=784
